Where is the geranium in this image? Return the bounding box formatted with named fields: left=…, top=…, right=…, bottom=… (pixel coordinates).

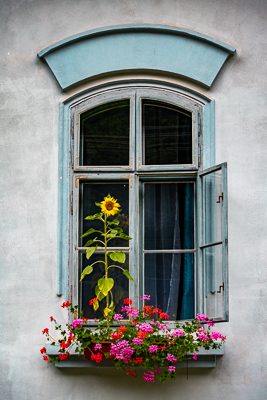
left=89, top=298, right=98, bottom=306
left=61, top=301, right=70, bottom=308
left=140, top=294, right=150, bottom=301
left=124, top=298, right=133, bottom=305
left=42, top=296, right=225, bottom=384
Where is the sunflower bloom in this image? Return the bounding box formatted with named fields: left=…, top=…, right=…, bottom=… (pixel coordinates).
left=100, top=195, right=121, bottom=216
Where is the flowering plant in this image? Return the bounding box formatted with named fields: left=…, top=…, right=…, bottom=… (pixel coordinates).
left=41, top=296, right=226, bottom=383
left=41, top=195, right=226, bottom=382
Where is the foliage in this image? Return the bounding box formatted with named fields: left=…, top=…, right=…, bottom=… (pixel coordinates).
left=41, top=296, right=226, bottom=383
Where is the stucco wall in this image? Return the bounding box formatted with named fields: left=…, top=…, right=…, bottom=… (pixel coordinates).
left=0, top=0, right=267, bottom=399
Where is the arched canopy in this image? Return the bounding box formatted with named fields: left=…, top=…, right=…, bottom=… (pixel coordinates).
left=38, top=25, right=235, bottom=90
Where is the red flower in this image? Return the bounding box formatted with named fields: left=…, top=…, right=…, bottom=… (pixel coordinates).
left=40, top=347, right=46, bottom=354
left=61, top=301, right=70, bottom=308
left=42, top=328, right=49, bottom=335
left=159, top=312, right=169, bottom=320
left=137, top=332, right=147, bottom=339
left=124, top=298, right=133, bottom=305
left=89, top=298, right=98, bottom=306
left=43, top=355, right=48, bottom=361
left=60, top=342, right=69, bottom=349
left=142, top=306, right=152, bottom=313
left=91, top=353, right=102, bottom=363
left=133, top=357, right=143, bottom=364
left=152, top=308, right=162, bottom=314
left=59, top=353, right=68, bottom=361
left=118, top=326, right=127, bottom=333
left=82, top=317, right=89, bottom=321
left=111, top=332, right=122, bottom=339
left=132, top=320, right=139, bottom=324
left=50, top=316, right=54, bottom=321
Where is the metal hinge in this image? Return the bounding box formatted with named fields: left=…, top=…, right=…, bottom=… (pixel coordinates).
left=70, top=191, right=73, bottom=214
left=71, top=116, right=74, bottom=138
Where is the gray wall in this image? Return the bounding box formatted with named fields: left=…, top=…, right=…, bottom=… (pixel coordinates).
left=1, top=0, right=267, bottom=399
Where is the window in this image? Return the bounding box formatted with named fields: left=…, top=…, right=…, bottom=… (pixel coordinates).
left=68, top=84, right=228, bottom=322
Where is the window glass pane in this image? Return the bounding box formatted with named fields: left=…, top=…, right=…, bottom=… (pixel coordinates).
left=203, top=244, right=224, bottom=319
left=144, top=182, right=194, bottom=250
left=80, top=100, right=130, bottom=166
left=142, top=100, right=192, bottom=165
left=144, top=253, right=194, bottom=320
left=80, top=182, right=129, bottom=247
left=202, top=169, right=223, bottom=244
left=80, top=253, right=129, bottom=319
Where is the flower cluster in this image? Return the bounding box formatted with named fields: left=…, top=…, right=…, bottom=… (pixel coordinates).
left=41, top=296, right=226, bottom=384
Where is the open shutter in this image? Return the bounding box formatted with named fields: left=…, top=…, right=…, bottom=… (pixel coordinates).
left=197, top=162, right=228, bottom=322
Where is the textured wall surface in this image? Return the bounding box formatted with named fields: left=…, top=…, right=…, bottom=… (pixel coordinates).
left=0, top=0, right=267, bottom=399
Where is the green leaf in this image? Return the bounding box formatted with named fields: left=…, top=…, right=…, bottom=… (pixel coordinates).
left=113, top=227, right=123, bottom=233
left=109, top=251, right=126, bottom=263
left=93, top=299, right=99, bottom=311
left=98, top=277, right=114, bottom=296
left=84, top=237, right=98, bottom=247
left=85, top=213, right=103, bottom=220
left=86, top=246, right=97, bottom=260
left=81, top=228, right=96, bottom=238
left=107, top=219, right=120, bottom=226
left=95, top=285, right=105, bottom=301
left=95, top=202, right=101, bottom=207
left=123, top=269, right=137, bottom=284
left=119, top=233, right=133, bottom=240
left=106, top=230, right=118, bottom=238
left=114, top=286, right=125, bottom=302
left=80, top=265, right=93, bottom=281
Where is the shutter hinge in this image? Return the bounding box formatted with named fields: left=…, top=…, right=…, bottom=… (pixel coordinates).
left=70, top=191, right=73, bottom=214
left=71, top=116, right=74, bottom=138
left=216, top=192, right=224, bottom=203
left=217, top=282, right=224, bottom=293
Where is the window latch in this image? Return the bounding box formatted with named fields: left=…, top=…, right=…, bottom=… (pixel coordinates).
left=216, top=192, right=223, bottom=203
left=217, top=282, right=224, bottom=293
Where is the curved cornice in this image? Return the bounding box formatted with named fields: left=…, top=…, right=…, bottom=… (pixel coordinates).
left=38, top=25, right=235, bottom=90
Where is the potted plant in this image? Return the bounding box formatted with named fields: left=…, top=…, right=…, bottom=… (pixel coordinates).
left=41, top=195, right=226, bottom=383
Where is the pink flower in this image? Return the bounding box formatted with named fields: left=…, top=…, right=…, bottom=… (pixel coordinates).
left=166, top=353, right=177, bottom=362
left=138, top=323, right=153, bottom=333
left=196, top=313, right=208, bottom=321
left=168, top=366, right=175, bottom=372
left=206, top=320, right=215, bottom=327
left=140, top=294, right=151, bottom=301
left=143, top=371, right=155, bottom=382
left=148, top=345, right=158, bottom=353
left=172, top=329, right=184, bottom=337
left=72, top=319, right=83, bottom=328
left=114, top=314, right=123, bottom=321
left=132, top=337, right=143, bottom=345
left=210, top=331, right=226, bottom=341
left=94, top=343, right=102, bottom=351
left=193, top=352, right=197, bottom=360
left=155, top=366, right=160, bottom=373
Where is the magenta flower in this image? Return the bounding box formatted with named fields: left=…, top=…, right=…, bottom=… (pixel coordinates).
left=172, top=329, right=184, bottom=337
left=148, top=345, right=158, bottom=353
left=166, top=353, right=177, bottom=362
left=210, top=331, right=226, bottom=341
left=138, top=323, right=153, bottom=333
left=140, top=294, right=151, bottom=301
left=94, top=343, right=102, bottom=351
left=192, top=352, right=197, bottom=360
left=132, top=337, right=143, bottom=345
left=196, top=313, right=208, bottom=321
left=114, top=314, right=123, bottom=321
left=168, top=366, right=175, bottom=372
left=72, top=319, right=83, bottom=328
left=155, top=366, right=160, bottom=373
left=143, top=371, right=155, bottom=382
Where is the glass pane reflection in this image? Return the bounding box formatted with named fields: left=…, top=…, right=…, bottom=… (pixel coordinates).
left=80, top=100, right=130, bottom=166
left=143, top=100, right=192, bottom=165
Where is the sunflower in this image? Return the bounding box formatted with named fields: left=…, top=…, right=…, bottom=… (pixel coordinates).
left=100, top=195, right=121, bottom=216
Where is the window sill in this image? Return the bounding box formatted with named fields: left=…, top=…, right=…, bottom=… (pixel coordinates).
left=45, top=343, right=224, bottom=368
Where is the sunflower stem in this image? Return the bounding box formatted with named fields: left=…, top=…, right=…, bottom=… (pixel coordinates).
left=104, top=214, right=111, bottom=334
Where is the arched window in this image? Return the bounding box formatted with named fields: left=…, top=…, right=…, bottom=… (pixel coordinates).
left=65, top=83, right=228, bottom=322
